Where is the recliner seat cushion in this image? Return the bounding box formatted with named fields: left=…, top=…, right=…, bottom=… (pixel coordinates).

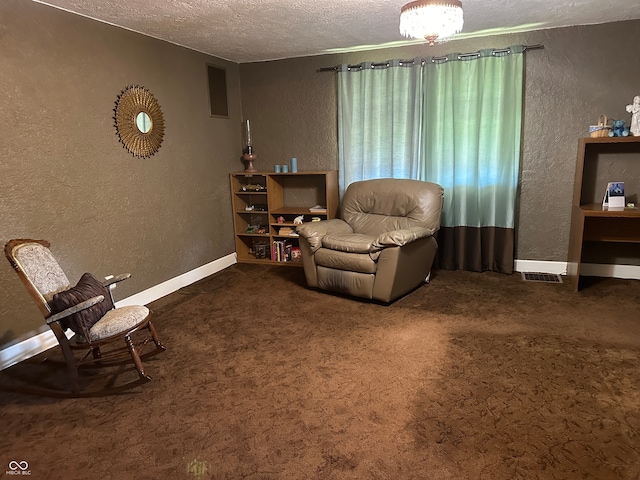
left=296, top=219, right=353, bottom=252
left=322, top=233, right=377, bottom=253
left=314, top=248, right=378, bottom=274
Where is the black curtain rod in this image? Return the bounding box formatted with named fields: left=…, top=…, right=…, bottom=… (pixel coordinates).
left=317, top=44, right=544, bottom=72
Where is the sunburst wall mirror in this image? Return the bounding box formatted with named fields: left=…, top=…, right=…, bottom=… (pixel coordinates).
left=113, top=85, right=165, bottom=158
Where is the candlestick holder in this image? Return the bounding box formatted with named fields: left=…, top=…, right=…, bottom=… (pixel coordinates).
left=242, top=146, right=257, bottom=173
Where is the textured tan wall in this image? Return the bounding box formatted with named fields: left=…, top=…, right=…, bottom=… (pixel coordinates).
left=2, top=5, right=639, bottom=349
left=240, top=21, right=640, bottom=265
left=239, top=55, right=339, bottom=172
left=0, top=0, right=242, bottom=345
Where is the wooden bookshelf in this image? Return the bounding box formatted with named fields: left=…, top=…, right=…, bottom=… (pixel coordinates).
left=566, top=137, right=640, bottom=291
left=229, top=171, right=339, bottom=266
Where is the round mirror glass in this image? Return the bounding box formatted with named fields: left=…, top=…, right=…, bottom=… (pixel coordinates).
left=136, top=112, right=152, bottom=134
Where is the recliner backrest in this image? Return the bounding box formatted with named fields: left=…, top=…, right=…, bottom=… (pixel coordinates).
left=341, top=179, right=444, bottom=236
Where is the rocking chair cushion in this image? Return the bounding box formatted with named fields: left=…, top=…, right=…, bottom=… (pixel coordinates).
left=51, top=272, right=114, bottom=337
left=88, top=305, right=149, bottom=342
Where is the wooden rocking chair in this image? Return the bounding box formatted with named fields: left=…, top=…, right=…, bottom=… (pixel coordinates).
left=4, top=239, right=166, bottom=397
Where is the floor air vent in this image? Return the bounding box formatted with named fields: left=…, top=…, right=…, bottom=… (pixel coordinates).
left=521, top=272, right=563, bottom=283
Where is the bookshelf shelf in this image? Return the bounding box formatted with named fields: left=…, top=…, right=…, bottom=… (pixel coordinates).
left=567, top=137, right=640, bottom=291
left=229, top=171, right=339, bottom=265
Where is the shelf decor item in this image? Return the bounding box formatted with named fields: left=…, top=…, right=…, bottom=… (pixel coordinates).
left=588, top=114, right=611, bottom=138
left=242, top=119, right=257, bottom=173
left=608, top=120, right=630, bottom=137
left=602, top=182, right=625, bottom=209
left=278, top=227, right=294, bottom=236
left=625, top=95, right=640, bottom=136
left=309, top=204, right=327, bottom=214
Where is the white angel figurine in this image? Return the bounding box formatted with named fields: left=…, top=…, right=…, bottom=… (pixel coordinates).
left=625, top=95, right=640, bottom=136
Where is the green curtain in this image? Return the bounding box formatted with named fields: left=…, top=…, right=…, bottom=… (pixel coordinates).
left=337, top=46, right=525, bottom=273
left=421, top=47, right=524, bottom=229
left=337, top=59, right=423, bottom=193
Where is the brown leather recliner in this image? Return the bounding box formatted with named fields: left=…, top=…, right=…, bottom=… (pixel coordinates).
left=296, top=178, right=444, bottom=302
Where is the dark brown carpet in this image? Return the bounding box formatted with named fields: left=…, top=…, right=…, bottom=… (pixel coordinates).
left=1, top=265, right=639, bottom=479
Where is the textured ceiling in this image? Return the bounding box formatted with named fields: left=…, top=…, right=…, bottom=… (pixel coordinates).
left=34, top=0, right=640, bottom=63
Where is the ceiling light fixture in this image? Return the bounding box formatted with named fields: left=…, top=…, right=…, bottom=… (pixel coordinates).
left=399, top=0, right=464, bottom=46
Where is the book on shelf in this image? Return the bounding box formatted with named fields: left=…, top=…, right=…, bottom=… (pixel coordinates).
left=278, top=226, right=294, bottom=236
left=271, top=240, right=297, bottom=262
left=309, top=204, right=327, bottom=213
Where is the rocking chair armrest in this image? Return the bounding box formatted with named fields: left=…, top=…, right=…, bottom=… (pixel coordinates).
left=46, top=295, right=105, bottom=324
left=103, top=273, right=131, bottom=287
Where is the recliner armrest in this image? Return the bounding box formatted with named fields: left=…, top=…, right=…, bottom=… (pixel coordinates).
left=296, top=219, right=353, bottom=252
left=373, top=226, right=436, bottom=250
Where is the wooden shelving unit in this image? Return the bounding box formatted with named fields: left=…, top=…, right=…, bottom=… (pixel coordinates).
left=566, top=136, right=640, bottom=291
left=230, top=171, right=339, bottom=266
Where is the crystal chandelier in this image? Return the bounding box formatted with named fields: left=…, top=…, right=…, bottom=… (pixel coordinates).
left=399, top=0, right=464, bottom=46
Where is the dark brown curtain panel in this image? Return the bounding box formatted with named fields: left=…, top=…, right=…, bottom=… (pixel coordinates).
left=436, top=226, right=515, bottom=274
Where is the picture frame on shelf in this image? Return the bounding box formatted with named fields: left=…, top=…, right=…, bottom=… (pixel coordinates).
left=603, top=181, right=625, bottom=209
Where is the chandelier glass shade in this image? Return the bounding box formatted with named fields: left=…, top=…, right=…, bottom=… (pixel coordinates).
left=399, top=0, right=464, bottom=46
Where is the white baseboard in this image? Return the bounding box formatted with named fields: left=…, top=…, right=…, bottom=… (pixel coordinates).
left=0, top=253, right=237, bottom=371
left=580, top=262, right=640, bottom=280
left=0, top=329, right=75, bottom=374
left=114, top=253, right=237, bottom=308
left=514, top=260, right=568, bottom=275
left=514, top=259, right=640, bottom=280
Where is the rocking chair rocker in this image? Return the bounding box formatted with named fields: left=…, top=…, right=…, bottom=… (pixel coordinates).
left=4, top=239, right=166, bottom=397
